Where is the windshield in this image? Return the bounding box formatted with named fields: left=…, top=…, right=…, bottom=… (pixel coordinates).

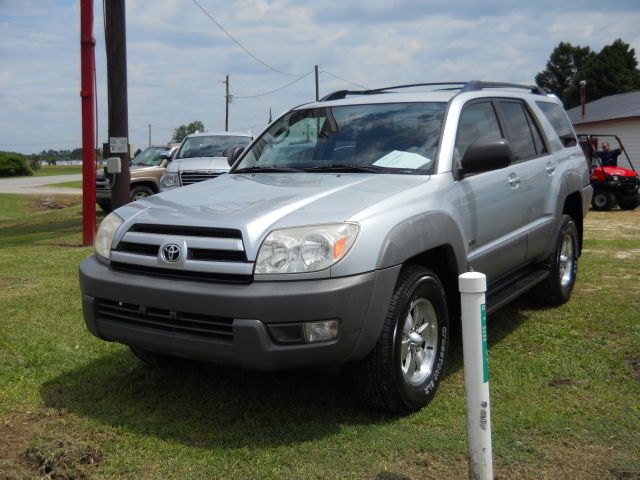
left=176, top=135, right=251, bottom=159
left=131, top=147, right=164, bottom=166
left=233, top=102, right=445, bottom=174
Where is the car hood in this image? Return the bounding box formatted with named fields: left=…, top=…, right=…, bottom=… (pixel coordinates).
left=117, top=172, right=429, bottom=256
left=169, top=156, right=229, bottom=172
left=96, top=165, right=159, bottom=179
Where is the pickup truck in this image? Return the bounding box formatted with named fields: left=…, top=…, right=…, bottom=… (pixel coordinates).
left=96, top=144, right=179, bottom=212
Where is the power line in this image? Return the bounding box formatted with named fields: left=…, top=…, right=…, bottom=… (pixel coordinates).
left=190, top=0, right=304, bottom=77
left=232, top=70, right=314, bottom=99
left=321, top=70, right=368, bottom=89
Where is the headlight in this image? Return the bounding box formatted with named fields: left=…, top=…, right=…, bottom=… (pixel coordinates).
left=94, top=212, right=123, bottom=261
left=161, top=172, right=180, bottom=188
left=255, top=223, right=359, bottom=274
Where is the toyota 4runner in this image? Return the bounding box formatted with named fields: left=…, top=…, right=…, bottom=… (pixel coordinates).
left=80, top=81, right=592, bottom=413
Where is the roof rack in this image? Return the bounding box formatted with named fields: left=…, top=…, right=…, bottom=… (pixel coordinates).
left=320, top=80, right=546, bottom=101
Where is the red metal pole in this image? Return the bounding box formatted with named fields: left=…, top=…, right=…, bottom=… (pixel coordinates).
left=80, top=0, right=96, bottom=246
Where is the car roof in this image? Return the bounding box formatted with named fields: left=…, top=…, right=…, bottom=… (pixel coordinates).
left=295, top=81, right=548, bottom=109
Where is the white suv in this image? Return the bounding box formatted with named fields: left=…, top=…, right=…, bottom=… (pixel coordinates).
left=160, top=131, right=252, bottom=190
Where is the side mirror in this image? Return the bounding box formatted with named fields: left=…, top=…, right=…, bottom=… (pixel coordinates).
left=559, top=134, right=577, bottom=147
left=227, top=145, right=245, bottom=167
left=459, top=139, right=512, bottom=177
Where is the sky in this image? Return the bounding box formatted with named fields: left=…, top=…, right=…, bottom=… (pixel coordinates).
left=1, top=0, right=640, bottom=155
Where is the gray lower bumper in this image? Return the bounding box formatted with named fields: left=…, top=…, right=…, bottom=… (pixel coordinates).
left=79, top=256, right=400, bottom=370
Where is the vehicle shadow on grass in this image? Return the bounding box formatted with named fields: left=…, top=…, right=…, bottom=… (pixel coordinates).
left=40, top=303, right=531, bottom=449
left=41, top=350, right=389, bottom=448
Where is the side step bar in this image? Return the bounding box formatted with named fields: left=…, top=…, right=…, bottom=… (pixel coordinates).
left=486, top=269, right=550, bottom=315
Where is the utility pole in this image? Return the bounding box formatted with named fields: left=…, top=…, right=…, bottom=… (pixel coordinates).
left=148, top=123, right=151, bottom=146
left=224, top=74, right=229, bottom=132
left=80, top=0, right=96, bottom=246
left=315, top=65, right=319, bottom=101
left=105, top=0, right=131, bottom=210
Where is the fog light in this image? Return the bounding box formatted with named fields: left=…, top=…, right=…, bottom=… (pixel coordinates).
left=303, top=320, right=339, bottom=343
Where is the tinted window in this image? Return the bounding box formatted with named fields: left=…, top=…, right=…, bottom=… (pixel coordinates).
left=498, top=101, right=541, bottom=161
left=536, top=101, right=576, bottom=146
left=455, top=101, right=503, bottom=159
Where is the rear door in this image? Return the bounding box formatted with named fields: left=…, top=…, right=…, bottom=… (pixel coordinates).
left=495, top=98, right=553, bottom=262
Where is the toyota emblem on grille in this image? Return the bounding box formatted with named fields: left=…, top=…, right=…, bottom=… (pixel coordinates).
left=161, top=243, right=182, bottom=262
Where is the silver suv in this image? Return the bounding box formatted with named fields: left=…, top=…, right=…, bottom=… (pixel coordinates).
left=80, top=81, right=592, bottom=413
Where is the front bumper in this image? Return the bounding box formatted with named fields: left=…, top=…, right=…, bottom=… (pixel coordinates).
left=79, top=256, right=400, bottom=370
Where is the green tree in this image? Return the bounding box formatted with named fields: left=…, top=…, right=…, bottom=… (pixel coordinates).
left=577, top=39, right=640, bottom=104
left=535, top=42, right=594, bottom=107
left=537, top=39, right=640, bottom=108
left=171, top=120, right=205, bottom=143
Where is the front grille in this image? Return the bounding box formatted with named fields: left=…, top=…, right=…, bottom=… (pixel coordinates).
left=180, top=170, right=223, bottom=186
left=118, top=242, right=158, bottom=256
left=128, top=224, right=241, bottom=239
left=111, top=223, right=253, bottom=283
left=110, top=262, right=253, bottom=283
left=96, top=298, right=233, bottom=341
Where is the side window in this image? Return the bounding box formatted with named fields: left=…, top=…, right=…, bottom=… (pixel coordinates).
left=535, top=101, right=577, bottom=147
left=455, top=102, right=503, bottom=159
left=498, top=100, right=546, bottom=161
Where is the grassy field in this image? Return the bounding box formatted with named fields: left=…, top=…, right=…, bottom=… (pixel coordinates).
left=33, top=165, right=83, bottom=176
left=48, top=180, right=83, bottom=189
left=0, top=200, right=638, bottom=479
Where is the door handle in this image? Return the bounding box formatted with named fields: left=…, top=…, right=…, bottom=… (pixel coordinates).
left=508, top=173, right=521, bottom=188
left=546, top=163, right=556, bottom=175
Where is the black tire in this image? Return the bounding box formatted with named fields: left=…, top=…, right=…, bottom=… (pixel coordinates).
left=130, top=185, right=154, bottom=202
left=534, top=214, right=579, bottom=306
left=591, top=189, right=616, bottom=211
left=129, top=346, right=181, bottom=367
left=616, top=196, right=639, bottom=210
left=97, top=200, right=112, bottom=213
left=349, top=265, right=449, bottom=414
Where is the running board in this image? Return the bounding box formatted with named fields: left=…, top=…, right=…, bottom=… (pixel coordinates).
left=486, top=269, right=550, bottom=315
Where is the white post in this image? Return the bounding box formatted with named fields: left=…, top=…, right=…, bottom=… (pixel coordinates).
left=459, top=272, right=493, bottom=480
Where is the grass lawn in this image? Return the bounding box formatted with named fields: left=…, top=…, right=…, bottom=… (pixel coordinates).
left=0, top=202, right=638, bottom=479
left=49, top=180, right=83, bottom=189
left=33, top=165, right=84, bottom=176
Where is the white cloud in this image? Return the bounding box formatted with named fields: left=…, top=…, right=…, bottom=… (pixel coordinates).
left=1, top=0, right=640, bottom=153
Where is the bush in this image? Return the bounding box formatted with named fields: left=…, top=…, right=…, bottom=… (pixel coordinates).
left=0, top=152, right=33, bottom=177
left=27, top=156, right=42, bottom=171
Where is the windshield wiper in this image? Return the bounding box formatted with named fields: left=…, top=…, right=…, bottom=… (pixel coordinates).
left=302, top=164, right=384, bottom=173
left=233, top=166, right=302, bottom=173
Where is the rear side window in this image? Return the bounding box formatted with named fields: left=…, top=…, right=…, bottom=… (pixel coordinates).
left=498, top=100, right=547, bottom=161
left=536, top=101, right=576, bottom=147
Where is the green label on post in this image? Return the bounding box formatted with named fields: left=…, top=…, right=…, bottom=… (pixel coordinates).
left=481, top=303, right=488, bottom=383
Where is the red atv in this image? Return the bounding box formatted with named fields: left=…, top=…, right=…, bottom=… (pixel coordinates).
left=578, top=134, right=639, bottom=211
